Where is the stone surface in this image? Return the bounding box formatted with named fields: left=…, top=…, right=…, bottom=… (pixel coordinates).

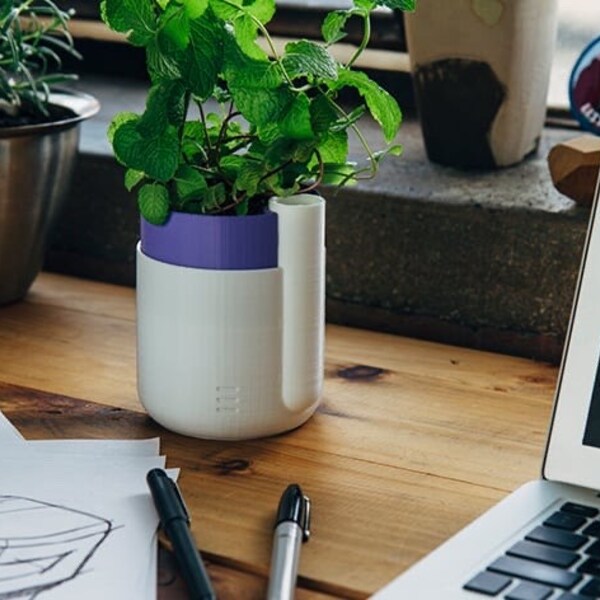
left=47, top=75, right=589, bottom=363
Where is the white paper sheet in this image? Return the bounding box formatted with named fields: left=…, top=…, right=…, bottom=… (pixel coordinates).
left=0, top=453, right=165, bottom=600
left=0, top=438, right=160, bottom=456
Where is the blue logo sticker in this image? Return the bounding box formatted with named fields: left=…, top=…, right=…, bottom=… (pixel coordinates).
left=570, top=36, right=600, bottom=135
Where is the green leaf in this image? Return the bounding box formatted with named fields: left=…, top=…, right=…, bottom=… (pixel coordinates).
left=159, top=5, right=191, bottom=51
left=108, top=112, right=138, bottom=145
left=310, top=94, right=338, bottom=135
left=334, top=69, right=402, bottom=142
left=322, top=11, right=351, bottom=45
left=202, top=183, right=227, bottom=212
left=113, top=118, right=180, bottom=181
left=100, top=0, right=156, bottom=46
left=224, top=31, right=282, bottom=90
left=146, top=37, right=183, bottom=81
left=374, top=0, right=416, bottom=11
left=181, top=121, right=206, bottom=160
left=232, top=86, right=292, bottom=127
left=138, top=183, right=170, bottom=225
left=321, top=162, right=357, bottom=185
left=235, top=159, right=264, bottom=197
left=181, top=0, right=209, bottom=19
left=317, top=130, right=348, bottom=164
left=181, top=14, right=223, bottom=99
left=229, top=14, right=268, bottom=60
left=210, top=0, right=275, bottom=24
left=354, top=0, right=376, bottom=9
left=174, top=165, right=208, bottom=202
left=282, top=40, right=338, bottom=82
left=280, top=93, right=314, bottom=141
left=125, top=169, right=145, bottom=191
left=138, top=80, right=186, bottom=136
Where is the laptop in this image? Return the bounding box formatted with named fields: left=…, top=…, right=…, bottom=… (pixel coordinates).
left=371, top=175, right=600, bottom=600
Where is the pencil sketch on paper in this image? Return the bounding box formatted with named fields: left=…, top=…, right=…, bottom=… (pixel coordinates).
left=0, top=495, right=114, bottom=599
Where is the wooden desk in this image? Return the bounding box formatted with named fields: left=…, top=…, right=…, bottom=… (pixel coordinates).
left=0, top=273, right=559, bottom=599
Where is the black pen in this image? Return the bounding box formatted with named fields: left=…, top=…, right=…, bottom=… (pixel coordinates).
left=147, top=468, right=216, bottom=600
left=267, top=484, right=311, bottom=600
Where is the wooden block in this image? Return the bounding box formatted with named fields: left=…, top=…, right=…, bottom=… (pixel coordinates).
left=548, top=135, right=600, bottom=207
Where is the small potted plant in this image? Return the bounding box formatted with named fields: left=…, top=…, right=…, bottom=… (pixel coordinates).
left=405, top=0, right=558, bottom=169
left=0, top=0, right=99, bottom=305
left=101, top=0, right=414, bottom=440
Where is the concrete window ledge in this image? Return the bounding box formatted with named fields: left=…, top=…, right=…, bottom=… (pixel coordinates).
left=47, top=75, right=587, bottom=363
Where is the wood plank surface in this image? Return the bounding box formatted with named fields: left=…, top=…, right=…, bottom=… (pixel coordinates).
left=0, top=273, right=560, bottom=598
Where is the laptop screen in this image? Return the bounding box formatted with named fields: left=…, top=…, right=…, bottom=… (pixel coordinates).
left=544, top=174, right=600, bottom=486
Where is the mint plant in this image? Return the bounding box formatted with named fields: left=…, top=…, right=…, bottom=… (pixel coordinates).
left=101, top=0, right=415, bottom=223
left=0, top=0, right=80, bottom=119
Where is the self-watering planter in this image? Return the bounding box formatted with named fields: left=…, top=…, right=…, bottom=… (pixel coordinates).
left=137, top=194, right=325, bottom=440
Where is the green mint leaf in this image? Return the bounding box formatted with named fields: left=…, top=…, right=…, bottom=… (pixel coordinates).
left=374, top=0, right=416, bottom=11
left=210, top=0, right=275, bottom=24
left=321, top=162, right=357, bottom=186
left=108, top=111, right=138, bottom=145
left=181, top=121, right=206, bottom=160
left=310, top=94, right=338, bottom=135
left=322, top=11, right=351, bottom=44
left=233, top=86, right=293, bottom=126
left=138, top=183, right=170, bottom=225
left=113, top=118, right=180, bottom=182
left=235, top=159, right=264, bottom=197
left=146, top=37, right=183, bottom=81
left=174, top=165, right=208, bottom=202
left=125, top=169, right=145, bottom=191
left=202, top=183, right=227, bottom=212
left=100, top=0, right=156, bottom=46
left=224, top=31, right=282, bottom=89
left=334, top=69, right=402, bottom=142
left=138, top=80, right=186, bottom=136
left=282, top=40, right=338, bottom=82
left=181, top=0, right=209, bottom=19
left=235, top=198, right=249, bottom=216
left=280, top=93, right=315, bottom=141
left=230, top=14, right=268, bottom=60
left=156, top=0, right=171, bottom=8
left=181, top=13, right=223, bottom=99
left=354, top=0, right=376, bottom=9
left=159, top=5, right=191, bottom=51
left=317, top=130, right=348, bottom=164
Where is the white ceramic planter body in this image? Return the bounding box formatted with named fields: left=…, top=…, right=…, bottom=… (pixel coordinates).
left=405, top=0, right=558, bottom=168
left=136, top=194, right=325, bottom=440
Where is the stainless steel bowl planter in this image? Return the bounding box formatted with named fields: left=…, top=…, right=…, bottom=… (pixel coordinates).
left=0, top=91, right=99, bottom=305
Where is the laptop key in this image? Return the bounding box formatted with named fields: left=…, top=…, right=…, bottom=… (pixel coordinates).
left=505, top=582, right=553, bottom=600
left=583, top=521, right=600, bottom=538
left=585, top=539, right=600, bottom=557
left=578, top=577, right=600, bottom=596
left=544, top=511, right=587, bottom=531
left=488, top=556, right=581, bottom=589
left=577, top=557, right=600, bottom=577
left=463, top=572, right=511, bottom=596
left=526, top=526, right=587, bottom=550
left=507, top=540, right=578, bottom=568
left=561, top=502, right=599, bottom=518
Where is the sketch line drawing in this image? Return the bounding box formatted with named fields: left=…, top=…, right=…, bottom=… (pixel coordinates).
left=0, top=496, right=114, bottom=599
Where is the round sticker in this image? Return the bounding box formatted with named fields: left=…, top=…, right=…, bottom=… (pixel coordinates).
left=570, top=36, right=600, bottom=135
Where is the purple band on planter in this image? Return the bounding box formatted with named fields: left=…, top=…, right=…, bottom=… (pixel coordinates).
left=141, top=211, right=278, bottom=270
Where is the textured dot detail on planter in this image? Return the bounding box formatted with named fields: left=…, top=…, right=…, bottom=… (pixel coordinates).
left=471, top=0, right=504, bottom=27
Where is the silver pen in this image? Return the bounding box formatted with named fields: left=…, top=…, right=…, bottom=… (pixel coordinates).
left=267, top=484, right=311, bottom=600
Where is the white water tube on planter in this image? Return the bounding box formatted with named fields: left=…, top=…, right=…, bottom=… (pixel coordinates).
left=136, top=194, right=325, bottom=440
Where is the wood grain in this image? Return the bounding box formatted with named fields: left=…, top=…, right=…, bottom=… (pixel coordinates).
left=0, top=273, right=560, bottom=598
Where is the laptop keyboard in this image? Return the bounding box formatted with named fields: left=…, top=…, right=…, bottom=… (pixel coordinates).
left=463, top=502, right=600, bottom=599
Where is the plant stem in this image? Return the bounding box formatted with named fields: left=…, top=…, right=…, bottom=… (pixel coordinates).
left=326, top=95, right=377, bottom=178
left=197, top=101, right=213, bottom=160
left=300, top=150, right=324, bottom=194
left=346, top=10, right=371, bottom=69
